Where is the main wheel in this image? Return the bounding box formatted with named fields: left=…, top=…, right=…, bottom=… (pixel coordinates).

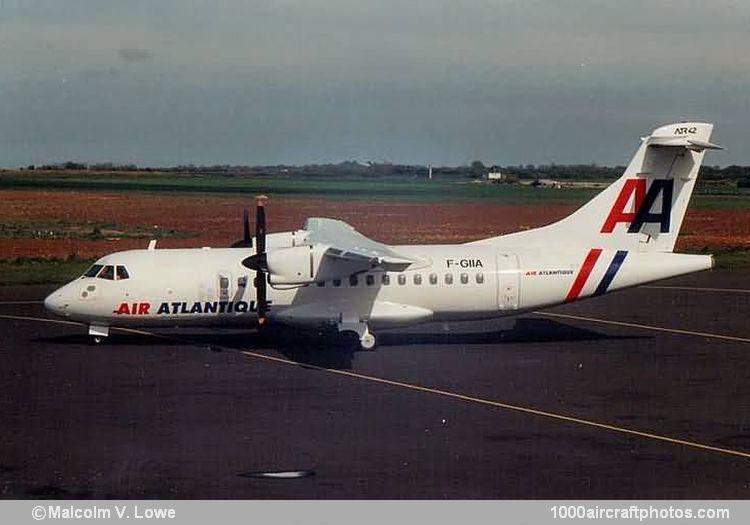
left=360, top=332, right=376, bottom=351
left=90, top=335, right=105, bottom=345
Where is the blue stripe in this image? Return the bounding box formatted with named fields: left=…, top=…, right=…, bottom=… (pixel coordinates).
left=594, top=250, right=628, bottom=296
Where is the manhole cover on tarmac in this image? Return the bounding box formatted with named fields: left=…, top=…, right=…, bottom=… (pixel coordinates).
left=238, top=470, right=316, bottom=480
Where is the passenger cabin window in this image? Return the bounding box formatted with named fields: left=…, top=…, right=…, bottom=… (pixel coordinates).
left=382, top=274, right=390, bottom=286
left=98, top=265, right=115, bottom=280
left=349, top=275, right=358, bottom=287
left=476, top=272, right=484, bottom=284
left=398, top=274, right=406, bottom=286
left=429, top=273, right=438, bottom=285
left=366, top=275, right=374, bottom=286
left=413, top=274, right=422, bottom=285
left=83, top=264, right=103, bottom=278
left=445, top=273, right=453, bottom=285
left=460, top=273, right=469, bottom=284
left=116, top=266, right=129, bottom=280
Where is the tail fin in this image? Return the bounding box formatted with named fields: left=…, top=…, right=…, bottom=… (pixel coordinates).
left=474, top=122, right=721, bottom=252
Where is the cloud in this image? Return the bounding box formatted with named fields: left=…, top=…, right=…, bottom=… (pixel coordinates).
left=118, top=48, right=152, bottom=63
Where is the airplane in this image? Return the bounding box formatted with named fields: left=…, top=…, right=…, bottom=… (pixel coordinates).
left=44, top=122, right=722, bottom=350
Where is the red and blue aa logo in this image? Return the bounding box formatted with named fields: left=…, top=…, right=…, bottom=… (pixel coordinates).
left=601, top=179, right=674, bottom=234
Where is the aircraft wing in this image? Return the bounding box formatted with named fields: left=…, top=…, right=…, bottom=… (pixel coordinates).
left=303, top=218, right=417, bottom=271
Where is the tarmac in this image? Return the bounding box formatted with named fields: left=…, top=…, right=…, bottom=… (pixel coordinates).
left=1, top=269, right=750, bottom=499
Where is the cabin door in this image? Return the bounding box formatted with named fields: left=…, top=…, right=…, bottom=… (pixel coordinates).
left=496, top=253, right=520, bottom=311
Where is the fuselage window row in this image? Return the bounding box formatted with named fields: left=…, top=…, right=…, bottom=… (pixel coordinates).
left=315, top=271, right=483, bottom=287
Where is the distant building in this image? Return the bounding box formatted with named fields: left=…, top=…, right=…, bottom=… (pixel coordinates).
left=487, top=171, right=505, bottom=182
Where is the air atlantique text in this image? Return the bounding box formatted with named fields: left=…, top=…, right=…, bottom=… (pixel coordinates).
left=113, top=301, right=256, bottom=316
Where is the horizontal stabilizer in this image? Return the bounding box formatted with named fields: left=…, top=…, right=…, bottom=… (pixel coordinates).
left=648, top=136, right=723, bottom=151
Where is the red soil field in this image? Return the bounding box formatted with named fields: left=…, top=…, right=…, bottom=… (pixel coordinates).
left=0, top=190, right=748, bottom=259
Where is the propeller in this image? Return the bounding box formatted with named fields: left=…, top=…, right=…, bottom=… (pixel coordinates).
left=241, top=196, right=269, bottom=325
left=229, top=208, right=253, bottom=248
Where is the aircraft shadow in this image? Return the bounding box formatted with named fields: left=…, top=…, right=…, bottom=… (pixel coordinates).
left=31, top=318, right=648, bottom=370
left=264, top=317, right=649, bottom=369
left=377, top=317, right=648, bottom=346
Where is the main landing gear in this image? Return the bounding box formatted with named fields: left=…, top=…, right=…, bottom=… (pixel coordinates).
left=88, top=323, right=110, bottom=345
left=338, top=320, right=377, bottom=351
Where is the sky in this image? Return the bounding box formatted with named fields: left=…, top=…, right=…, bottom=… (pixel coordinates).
left=1, top=0, right=749, bottom=167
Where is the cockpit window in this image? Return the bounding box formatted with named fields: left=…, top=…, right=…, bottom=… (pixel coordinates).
left=116, top=266, right=130, bottom=280
left=83, top=264, right=104, bottom=278
left=98, top=265, right=115, bottom=280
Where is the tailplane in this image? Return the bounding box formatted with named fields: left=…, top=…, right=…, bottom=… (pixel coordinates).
left=474, top=122, right=721, bottom=252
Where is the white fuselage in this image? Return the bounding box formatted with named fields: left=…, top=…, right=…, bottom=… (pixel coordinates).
left=44, top=239, right=712, bottom=332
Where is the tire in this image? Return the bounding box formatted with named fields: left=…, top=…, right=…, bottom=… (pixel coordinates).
left=360, top=332, right=376, bottom=351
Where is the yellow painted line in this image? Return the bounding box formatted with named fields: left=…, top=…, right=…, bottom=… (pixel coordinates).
left=235, top=348, right=750, bottom=461
left=536, top=311, right=750, bottom=344
left=3, top=312, right=750, bottom=461
left=641, top=285, right=750, bottom=294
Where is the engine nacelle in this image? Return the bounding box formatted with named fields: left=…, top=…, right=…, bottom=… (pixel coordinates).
left=265, top=230, right=308, bottom=249
left=265, top=244, right=373, bottom=285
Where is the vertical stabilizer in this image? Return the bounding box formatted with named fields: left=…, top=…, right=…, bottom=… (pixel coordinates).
left=473, top=122, right=721, bottom=252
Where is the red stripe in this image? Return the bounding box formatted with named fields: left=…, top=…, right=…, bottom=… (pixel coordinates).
left=565, top=248, right=603, bottom=303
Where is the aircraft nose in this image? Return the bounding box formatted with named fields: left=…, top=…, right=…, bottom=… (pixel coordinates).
left=44, top=289, right=70, bottom=316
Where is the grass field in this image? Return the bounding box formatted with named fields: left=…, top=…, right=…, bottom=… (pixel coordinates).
left=1, top=170, right=749, bottom=284
left=0, top=257, right=92, bottom=285
left=0, top=219, right=192, bottom=240
left=0, top=170, right=598, bottom=204
left=2, top=170, right=750, bottom=209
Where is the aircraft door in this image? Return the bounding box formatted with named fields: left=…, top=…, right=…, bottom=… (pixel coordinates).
left=496, top=253, right=520, bottom=310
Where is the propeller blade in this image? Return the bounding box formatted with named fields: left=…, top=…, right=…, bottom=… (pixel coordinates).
left=243, top=208, right=252, bottom=246
left=255, top=195, right=267, bottom=255
left=256, top=271, right=268, bottom=324
left=230, top=208, right=253, bottom=248
left=254, top=195, right=269, bottom=325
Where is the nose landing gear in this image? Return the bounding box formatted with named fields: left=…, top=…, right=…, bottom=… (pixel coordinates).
left=88, top=323, right=110, bottom=345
